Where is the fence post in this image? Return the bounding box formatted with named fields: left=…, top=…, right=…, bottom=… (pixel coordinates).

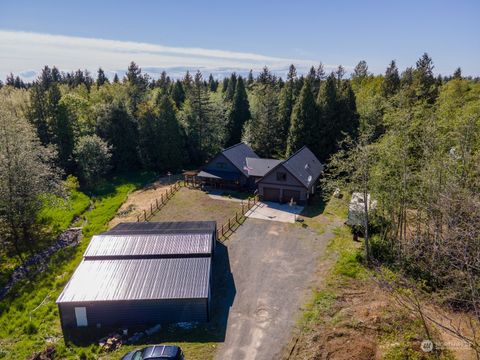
left=248, top=198, right=250, bottom=209
left=156, top=198, right=159, bottom=210
left=228, top=218, right=231, bottom=231
left=150, top=203, right=153, bottom=215
left=143, top=209, right=147, bottom=221
left=137, top=215, right=140, bottom=222
left=235, top=212, right=238, bottom=223
left=242, top=203, right=245, bottom=214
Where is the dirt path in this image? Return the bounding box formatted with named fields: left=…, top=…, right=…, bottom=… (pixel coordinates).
left=108, top=180, right=173, bottom=228
left=214, top=218, right=339, bottom=360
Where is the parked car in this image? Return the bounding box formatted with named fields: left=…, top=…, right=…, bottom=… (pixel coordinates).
left=121, top=345, right=184, bottom=360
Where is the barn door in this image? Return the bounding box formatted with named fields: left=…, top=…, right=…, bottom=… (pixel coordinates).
left=74, top=307, right=88, bottom=327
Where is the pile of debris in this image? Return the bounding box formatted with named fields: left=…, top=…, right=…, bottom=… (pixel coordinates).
left=0, top=228, right=82, bottom=300
left=99, top=333, right=124, bottom=352
left=29, top=345, right=55, bottom=360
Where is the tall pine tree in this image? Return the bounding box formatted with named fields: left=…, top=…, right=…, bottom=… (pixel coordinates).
left=286, top=79, right=317, bottom=156
left=225, top=77, right=250, bottom=147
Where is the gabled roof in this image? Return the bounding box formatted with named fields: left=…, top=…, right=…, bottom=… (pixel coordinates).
left=245, top=157, right=283, bottom=177
left=221, top=143, right=259, bottom=176
left=282, top=146, right=324, bottom=189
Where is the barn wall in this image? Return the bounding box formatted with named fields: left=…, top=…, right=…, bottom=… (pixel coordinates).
left=59, top=298, right=208, bottom=328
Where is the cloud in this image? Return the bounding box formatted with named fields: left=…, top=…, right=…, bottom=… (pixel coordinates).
left=0, top=30, right=338, bottom=81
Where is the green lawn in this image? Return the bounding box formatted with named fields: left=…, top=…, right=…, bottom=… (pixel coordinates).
left=0, top=172, right=156, bottom=360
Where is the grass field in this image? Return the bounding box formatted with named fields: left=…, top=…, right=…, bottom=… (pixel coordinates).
left=0, top=172, right=156, bottom=360
left=150, top=187, right=243, bottom=226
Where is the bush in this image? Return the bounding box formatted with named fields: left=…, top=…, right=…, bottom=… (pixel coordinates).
left=370, top=234, right=396, bottom=264
left=24, top=322, right=38, bottom=335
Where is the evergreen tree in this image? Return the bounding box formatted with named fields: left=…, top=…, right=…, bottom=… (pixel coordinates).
left=221, top=77, right=229, bottom=93
left=381, top=60, right=400, bottom=97
left=96, top=68, right=109, bottom=88
left=225, top=73, right=237, bottom=101
left=95, top=102, right=139, bottom=170
left=257, top=66, right=273, bottom=85
left=243, top=84, right=281, bottom=157
left=171, top=80, right=185, bottom=108
left=138, top=95, right=185, bottom=171
left=352, top=60, right=369, bottom=80
left=316, top=73, right=338, bottom=161
left=182, top=71, right=219, bottom=163
left=413, top=52, right=437, bottom=103
left=247, top=70, right=254, bottom=86
left=113, top=73, right=120, bottom=83
left=208, top=74, right=218, bottom=92
left=278, top=69, right=297, bottom=150
left=286, top=79, right=317, bottom=156
left=5, top=73, right=15, bottom=86
left=225, top=77, right=250, bottom=147
left=453, top=67, right=462, bottom=79
left=183, top=71, right=193, bottom=92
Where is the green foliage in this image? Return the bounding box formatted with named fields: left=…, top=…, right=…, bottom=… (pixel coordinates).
left=225, top=77, right=250, bottom=147
left=37, top=176, right=90, bottom=236
left=74, top=134, right=111, bottom=187
left=0, top=173, right=154, bottom=360
left=95, top=102, right=138, bottom=170
left=286, top=79, right=317, bottom=156
left=138, top=95, right=186, bottom=171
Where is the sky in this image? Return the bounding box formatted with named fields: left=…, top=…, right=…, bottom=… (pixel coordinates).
left=0, top=0, right=479, bottom=81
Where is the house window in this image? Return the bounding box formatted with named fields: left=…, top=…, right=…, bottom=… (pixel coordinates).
left=276, top=172, right=287, bottom=181
left=216, top=162, right=227, bottom=169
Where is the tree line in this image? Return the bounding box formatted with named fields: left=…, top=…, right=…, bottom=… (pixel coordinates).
left=325, top=54, right=480, bottom=329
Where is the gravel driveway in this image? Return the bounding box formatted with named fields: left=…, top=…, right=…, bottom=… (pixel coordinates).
left=214, top=218, right=329, bottom=360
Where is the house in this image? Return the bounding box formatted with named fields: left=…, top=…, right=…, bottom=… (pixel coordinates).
left=198, top=143, right=323, bottom=204
left=196, top=143, right=259, bottom=189
left=257, top=146, right=324, bottom=204
left=56, top=221, right=216, bottom=330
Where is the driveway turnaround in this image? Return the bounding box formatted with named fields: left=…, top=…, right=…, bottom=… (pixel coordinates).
left=215, top=218, right=328, bottom=360
left=246, top=201, right=304, bottom=223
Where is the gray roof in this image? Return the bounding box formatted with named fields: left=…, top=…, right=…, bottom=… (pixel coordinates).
left=56, top=257, right=211, bottom=303
left=245, top=157, right=283, bottom=177
left=282, top=146, right=324, bottom=189
left=84, top=233, right=213, bottom=259
left=197, top=170, right=240, bottom=181
left=221, top=143, right=259, bottom=176
left=106, top=221, right=216, bottom=235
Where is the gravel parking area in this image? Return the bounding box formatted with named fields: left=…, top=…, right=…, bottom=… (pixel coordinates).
left=214, top=218, right=328, bottom=360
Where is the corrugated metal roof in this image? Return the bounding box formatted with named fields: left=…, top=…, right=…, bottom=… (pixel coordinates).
left=282, top=146, right=324, bottom=189
left=56, top=257, right=211, bottom=303
left=246, top=157, right=282, bottom=177
left=222, top=143, right=259, bottom=176
left=84, top=233, right=212, bottom=259
left=106, top=221, right=216, bottom=235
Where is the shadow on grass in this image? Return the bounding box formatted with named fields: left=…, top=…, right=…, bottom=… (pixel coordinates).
left=63, top=241, right=236, bottom=346
left=300, top=193, right=326, bottom=218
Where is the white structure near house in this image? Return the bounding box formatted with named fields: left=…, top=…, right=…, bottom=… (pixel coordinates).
left=346, top=192, right=377, bottom=227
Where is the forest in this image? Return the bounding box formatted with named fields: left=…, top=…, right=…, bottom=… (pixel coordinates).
left=0, top=53, right=479, bottom=341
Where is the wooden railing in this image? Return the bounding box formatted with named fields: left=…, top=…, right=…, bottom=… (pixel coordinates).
left=217, top=195, right=259, bottom=241
left=137, top=181, right=183, bottom=222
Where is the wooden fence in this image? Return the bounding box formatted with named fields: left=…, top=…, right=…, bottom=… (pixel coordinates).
left=137, top=181, right=183, bottom=222
left=217, top=195, right=259, bottom=241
